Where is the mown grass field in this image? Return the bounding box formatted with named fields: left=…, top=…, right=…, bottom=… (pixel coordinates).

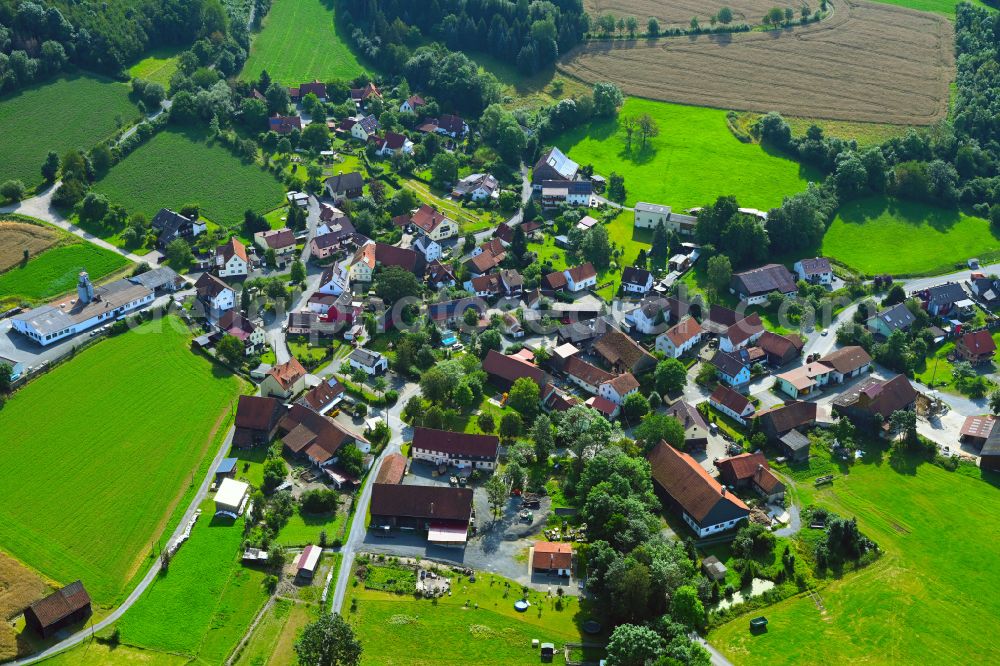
left=345, top=567, right=601, bottom=665
left=93, top=128, right=285, bottom=227
left=277, top=507, right=347, bottom=546
left=127, top=46, right=182, bottom=87
left=234, top=598, right=315, bottom=666
left=820, top=196, right=999, bottom=276
left=0, top=74, right=137, bottom=187
left=0, top=239, right=128, bottom=305
left=871, top=0, right=991, bottom=16
left=242, top=0, right=365, bottom=84
left=118, top=499, right=268, bottom=663
left=711, top=448, right=1000, bottom=665
left=44, top=643, right=188, bottom=665
left=554, top=98, right=818, bottom=209
left=0, top=318, right=244, bottom=606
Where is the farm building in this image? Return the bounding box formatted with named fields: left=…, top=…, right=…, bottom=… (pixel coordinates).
left=532, top=542, right=573, bottom=576
left=23, top=581, right=92, bottom=638
left=531, top=147, right=578, bottom=188
left=233, top=395, right=284, bottom=447
left=375, top=453, right=407, bottom=485
left=369, top=484, right=473, bottom=547
left=296, top=545, right=321, bottom=580
left=482, top=349, right=545, bottom=388
left=278, top=403, right=369, bottom=466
left=215, top=457, right=238, bottom=482
left=410, top=427, right=500, bottom=470
left=215, top=478, right=250, bottom=517
left=715, top=453, right=786, bottom=503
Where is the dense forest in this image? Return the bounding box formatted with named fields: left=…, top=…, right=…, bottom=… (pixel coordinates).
left=339, top=0, right=589, bottom=74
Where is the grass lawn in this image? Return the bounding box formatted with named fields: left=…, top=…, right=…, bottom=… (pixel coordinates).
left=242, top=0, right=365, bottom=84
left=277, top=507, right=348, bottom=546
left=0, top=241, right=128, bottom=305
left=0, top=317, right=244, bottom=606
left=821, top=196, right=1000, bottom=276
left=912, top=341, right=957, bottom=388
left=93, top=128, right=285, bottom=229
left=345, top=566, right=601, bottom=665
left=400, top=178, right=498, bottom=233
left=553, top=98, right=819, bottom=210
left=234, top=597, right=315, bottom=666
left=127, top=46, right=182, bottom=87
left=44, top=643, right=188, bottom=665
left=711, top=448, right=1000, bottom=664
left=118, top=499, right=269, bottom=662
left=468, top=51, right=591, bottom=109
left=0, top=74, right=138, bottom=187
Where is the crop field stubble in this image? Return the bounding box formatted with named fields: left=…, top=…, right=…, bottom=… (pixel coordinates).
left=561, top=0, right=954, bottom=125
left=585, top=0, right=786, bottom=27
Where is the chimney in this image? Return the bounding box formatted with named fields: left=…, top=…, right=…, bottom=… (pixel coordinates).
left=721, top=487, right=726, bottom=496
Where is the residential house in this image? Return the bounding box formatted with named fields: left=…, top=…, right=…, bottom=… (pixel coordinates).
left=719, top=314, right=765, bottom=353
left=756, top=331, right=805, bottom=367
left=755, top=401, right=819, bottom=440
left=586, top=395, right=620, bottom=419
left=399, top=94, right=425, bottom=113
left=647, top=441, right=750, bottom=538
left=778, top=429, right=811, bottom=463
left=310, top=217, right=358, bottom=260
left=297, top=379, right=346, bottom=415
left=701, top=304, right=740, bottom=336
left=428, top=298, right=483, bottom=325
left=253, top=228, right=297, bottom=266
left=412, top=235, right=442, bottom=262
left=494, top=220, right=541, bottom=245
left=348, top=348, right=387, bottom=375
left=324, top=172, right=365, bottom=202
left=592, top=327, right=656, bottom=375
left=833, top=375, right=918, bottom=430
left=0, top=353, right=25, bottom=382
left=452, top=173, right=499, bottom=201
left=233, top=395, right=284, bottom=447
left=633, top=202, right=671, bottom=230
left=916, top=282, right=968, bottom=316
left=731, top=264, right=798, bottom=305
left=466, top=273, right=504, bottom=298
left=709, top=385, right=755, bottom=425
left=711, top=350, right=751, bottom=390
left=482, top=349, right=545, bottom=388
left=665, top=401, right=710, bottom=451
left=369, top=484, right=473, bottom=547
left=502, top=312, right=524, bottom=338
left=626, top=296, right=682, bottom=335
left=261, top=357, right=308, bottom=399
left=24, top=581, right=92, bottom=638
left=656, top=315, right=703, bottom=358
left=426, top=260, right=456, bottom=289
left=468, top=237, right=506, bottom=275
left=956, top=329, right=997, bottom=364
left=598, top=372, right=640, bottom=406
left=278, top=403, right=368, bottom=466
left=500, top=269, right=524, bottom=297
left=291, top=81, right=327, bottom=100
left=371, top=131, right=414, bottom=156
left=793, top=257, right=833, bottom=284
left=563, top=355, right=615, bottom=394
left=216, top=237, right=249, bottom=278
left=531, top=147, right=578, bottom=189
left=622, top=266, right=654, bottom=295
left=418, top=113, right=468, bottom=138
left=287, top=310, right=341, bottom=336
left=541, top=180, right=593, bottom=209
left=217, top=310, right=265, bottom=354
left=565, top=263, right=598, bottom=292
left=350, top=82, right=381, bottom=105
left=195, top=273, right=236, bottom=312
left=374, top=242, right=423, bottom=273
left=867, top=302, right=916, bottom=338
left=350, top=114, right=379, bottom=141
left=349, top=243, right=375, bottom=282
left=268, top=114, right=302, bottom=134
left=774, top=361, right=833, bottom=399
left=317, top=264, right=350, bottom=296
left=969, top=275, right=1000, bottom=308
left=151, top=208, right=205, bottom=250
left=532, top=542, right=572, bottom=576
left=410, top=204, right=457, bottom=241
left=411, top=427, right=500, bottom=470
left=715, top=453, right=785, bottom=502
left=819, top=346, right=872, bottom=383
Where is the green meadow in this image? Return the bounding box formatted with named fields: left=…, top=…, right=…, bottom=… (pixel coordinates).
left=0, top=242, right=128, bottom=304
left=553, top=97, right=819, bottom=210
left=0, top=318, right=244, bottom=606
left=711, top=449, right=1000, bottom=665
left=820, top=196, right=999, bottom=275
left=242, top=0, right=365, bottom=84
left=0, top=74, right=137, bottom=187
left=869, top=0, right=990, bottom=16
left=93, top=128, right=285, bottom=227
left=127, top=47, right=182, bottom=87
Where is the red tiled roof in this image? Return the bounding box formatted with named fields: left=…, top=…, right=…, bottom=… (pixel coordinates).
left=412, top=427, right=500, bottom=459
left=532, top=541, right=572, bottom=570
left=216, top=237, right=248, bottom=263
left=544, top=270, right=567, bottom=290
left=647, top=441, right=750, bottom=522
left=268, top=357, right=307, bottom=391
left=375, top=453, right=407, bottom=485
left=563, top=355, right=614, bottom=386
left=710, top=384, right=753, bottom=415
left=960, top=330, right=997, bottom=355
left=665, top=315, right=702, bottom=347
left=235, top=395, right=283, bottom=431
left=819, top=346, right=872, bottom=374
left=604, top=372, right=639, bottom=396
left=716, top=452, right=769, bottom=483
left=411, top=204, right=453, bottom=234
left=586, top=395, right=618, bottom=416
left=482, top=349, right=545, bottom=386
left=566, top=262, right=597, bottom=283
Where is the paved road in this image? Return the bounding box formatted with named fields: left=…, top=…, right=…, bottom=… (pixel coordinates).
left=11, top=424, right=237, bottom=665
left=329, top=379, right=421, bottom=614
left=691, top=633, right=736, bottom=666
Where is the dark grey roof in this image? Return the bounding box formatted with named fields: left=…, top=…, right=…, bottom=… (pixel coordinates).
left=128, top=267, right=182, bottom=290
left=358, top=114, right=379, bottom=134
left=151, top=208, right=193, bottom=234
left=733, top=264, right=798, bottom=297
left=635, top=202, right=670, bottom=215
left=325, top=172, right=364, bottom=193
left=925, top=282, right=967, bottom=307
left=711, top=350, right=748, bottom=378
left=349, top=347, right=383, bottom=367
left=797, top=257, right=831, bottom=275
left=779, top=429, right=810, bottom=452
left=983, top=426, right=1000, bottom=456
left=622, top=266, right=653, bottom=287
left=871, top=302, right=915, bottom=333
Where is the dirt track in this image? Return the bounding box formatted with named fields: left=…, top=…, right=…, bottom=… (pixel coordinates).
left=561, top=0, right=954, bottom=125
left=585, top=0, right=786, bottom=28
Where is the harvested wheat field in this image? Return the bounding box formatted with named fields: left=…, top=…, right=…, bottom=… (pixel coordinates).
left=0, top=551, right=53, bottom=660
left=0, top=220, right=60, bottom=272
left=585, top=0, right=780, bottom=28
left=562, top=0, right=953, bottom=124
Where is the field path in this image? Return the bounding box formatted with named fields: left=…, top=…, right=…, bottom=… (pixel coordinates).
left=0, top=183, right=159, bottom=266
left=9, top=423, right=237, bottom=666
